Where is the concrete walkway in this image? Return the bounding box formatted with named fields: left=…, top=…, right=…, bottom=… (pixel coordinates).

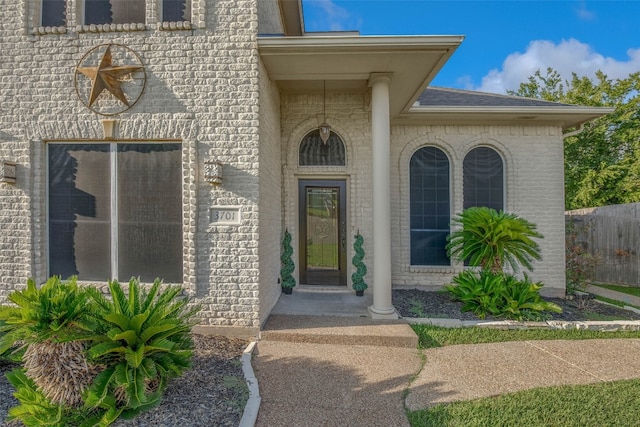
left=586, top=284, right=640, bottom=307
left=406, top=338, right=640, bottom=411
left=251, top=290, right=640, bottom=426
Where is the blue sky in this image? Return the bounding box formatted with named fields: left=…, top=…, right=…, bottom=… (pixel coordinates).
left=301, top=1, right=640, bottom=93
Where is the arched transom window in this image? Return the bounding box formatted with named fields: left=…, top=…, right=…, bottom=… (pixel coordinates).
left=299, top=129, right=346, bottom=166
left=409, top=146, right=450, bottom=266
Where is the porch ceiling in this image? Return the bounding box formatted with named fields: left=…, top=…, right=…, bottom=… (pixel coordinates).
left=257, top=35, right=464, bottom=117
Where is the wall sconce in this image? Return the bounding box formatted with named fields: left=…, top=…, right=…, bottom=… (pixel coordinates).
left=204, top=160, right=223, bottom=184
left=0, top=160, right=16, bottom=184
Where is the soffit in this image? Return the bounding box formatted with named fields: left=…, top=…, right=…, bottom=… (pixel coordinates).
left=258, top=35, right=464, bottom=116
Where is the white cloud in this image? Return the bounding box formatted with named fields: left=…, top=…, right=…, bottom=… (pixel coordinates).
left=477, top=39, right=640, bottom=94
left=575, top=1, right=596, bottom=21
left=304, top=0, right=355, bottom=32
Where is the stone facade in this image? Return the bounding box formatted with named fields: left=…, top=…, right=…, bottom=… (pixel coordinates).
left=0, top=0, right=272, bottom=332
left=1, top=0, right=577, bottom=336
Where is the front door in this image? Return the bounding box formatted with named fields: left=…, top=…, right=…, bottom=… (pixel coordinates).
left=299, top=180, right=347, bottom=286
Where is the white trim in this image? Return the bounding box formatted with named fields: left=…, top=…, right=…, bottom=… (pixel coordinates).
left=110, top=143, right=118, bottom=280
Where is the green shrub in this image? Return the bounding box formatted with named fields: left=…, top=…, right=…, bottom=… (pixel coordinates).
left=0, top=277, right=102, bottom=426
left=0, top=276, right=200, bottom=427
left=83, top=278, right=199, bottom=425
left=447, top=207, right=542, bottom=274
left=0, top=277, right=97, bottom=352
left=445, top=207, right=560, bottom=320
left=446, top=271, right=561, bottom=320
left=500, top=274, right=562, bottom=320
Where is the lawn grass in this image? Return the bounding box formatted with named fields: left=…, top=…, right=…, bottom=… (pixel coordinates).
left=411, top=325, right=640, bottom=349
left=408, top=379, right=640, bottom=427
left=593, top=295, right=640, bottom=311
left=593, top=283, right=640, bottom=298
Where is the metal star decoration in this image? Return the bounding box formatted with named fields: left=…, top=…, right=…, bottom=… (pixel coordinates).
left=76, top=44, right=143, bottom=107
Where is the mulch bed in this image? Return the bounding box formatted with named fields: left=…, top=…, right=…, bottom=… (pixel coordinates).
left=393, top=289, right=640, bottom=322
left=0, top=334, right=248, bottom=427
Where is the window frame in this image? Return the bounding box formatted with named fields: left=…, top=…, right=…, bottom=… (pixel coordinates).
left=46, top=141, right=183, bottom=283
left=298, top=129, right=347, bottom=167
left=81, top=0, right=146, bottom=26
left=462, top=146, right=505, bottom=211
left=409, top=146, right=452, bottom=267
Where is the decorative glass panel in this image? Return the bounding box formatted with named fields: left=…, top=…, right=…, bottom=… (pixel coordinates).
left=299, top=130, right=346, bottom=166
left=117, top=144, right=182, bottom=283
left=306, top=188, right=339, bottom=269
left=85, top=0, right=145, bottom=25
left=163, top=0, right=191, bottom=22
left=42, top=0, right=66, bottom=27
left=463, top=147, right=504, bottom=211
left=410, top=147, right=450, bottom=265
left=49, top=144, right=111, bottom=280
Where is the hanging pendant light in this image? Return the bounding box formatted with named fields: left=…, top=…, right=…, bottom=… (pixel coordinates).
left=319, top=80, right=331, bottom=144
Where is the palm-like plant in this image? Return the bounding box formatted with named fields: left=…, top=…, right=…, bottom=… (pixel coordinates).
left=83, top=278, right=199, bottom=425
left=446, top=207, right=543, bottom=273
left=0, top=277, right=100, bottom=411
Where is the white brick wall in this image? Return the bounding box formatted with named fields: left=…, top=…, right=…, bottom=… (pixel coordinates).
left=257, top=58, right=282, bottom=326
left=281, top=91, right=374, bottom=291
left=391, top=125, right=566, bottom=297
left=282, top=94, right=566, bottom=298
left=1, top=0, right=269, bottom=329
left=1, top=1, right=567, bottom=333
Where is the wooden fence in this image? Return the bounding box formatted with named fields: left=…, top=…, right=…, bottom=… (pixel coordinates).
left=566, top=203, right=640, bottom=287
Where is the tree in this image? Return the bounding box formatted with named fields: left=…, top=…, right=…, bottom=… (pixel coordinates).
left=509, top=68, right=640, bottom=209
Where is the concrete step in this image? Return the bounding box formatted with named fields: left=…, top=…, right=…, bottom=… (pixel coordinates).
left=260, top=314, right=418, bottom=348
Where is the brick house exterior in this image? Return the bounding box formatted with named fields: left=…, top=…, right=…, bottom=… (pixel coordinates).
left=0, top=0, right=610, bottom=335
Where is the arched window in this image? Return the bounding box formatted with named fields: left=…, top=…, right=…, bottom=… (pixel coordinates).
left=410, top=147, right=450, bottom=266
left=299, top=129, right=346, bottom=166
left=463, top=147, right=504, bottom=211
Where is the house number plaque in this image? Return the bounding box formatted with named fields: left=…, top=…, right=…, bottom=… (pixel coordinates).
left=210, top=206, right=241, bottom=225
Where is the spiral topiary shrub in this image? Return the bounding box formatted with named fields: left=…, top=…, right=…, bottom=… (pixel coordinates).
left=351, top=233, right=368, bottom=295
left=280, top=229, right=296, bottom=294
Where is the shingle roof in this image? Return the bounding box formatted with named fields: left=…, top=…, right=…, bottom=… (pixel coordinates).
left=416, top=87, right=573, bottom=108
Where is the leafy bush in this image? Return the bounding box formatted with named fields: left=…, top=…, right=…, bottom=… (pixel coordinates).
left=0, top=277, right=97, bottom=352
left=446, top=270, right=562, bottom=320
left=0, top=277, right=102, bottom=426
left=445, top=207, right=559, bottom=320
left=83, top=278, right=199, bottom=425
left=0, top=277, right=199, bottom=427
left=565, top=218, right=599, bottom=293
left=447, top=207, right=542, bottom=273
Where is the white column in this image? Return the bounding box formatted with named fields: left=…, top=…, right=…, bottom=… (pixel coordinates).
left=368, top=73, right=397, bottom=319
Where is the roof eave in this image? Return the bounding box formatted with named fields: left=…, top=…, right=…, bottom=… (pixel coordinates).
left=399, top=106, right=615, bottom=130
left=258, top=35, right=464, bottom=116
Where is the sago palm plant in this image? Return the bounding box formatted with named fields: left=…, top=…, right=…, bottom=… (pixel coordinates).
left=0, top=277, right=102, bottom=425
left=83, top=278, right=199, bottom=425
left=446, top=207, right=543, bottom=273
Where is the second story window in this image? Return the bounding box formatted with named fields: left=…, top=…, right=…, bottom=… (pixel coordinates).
left=85, top=0, right=145, bottom=25
left=42, top=0, right=66, bottom=27
left=163, top=0, right=191, bottom=22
